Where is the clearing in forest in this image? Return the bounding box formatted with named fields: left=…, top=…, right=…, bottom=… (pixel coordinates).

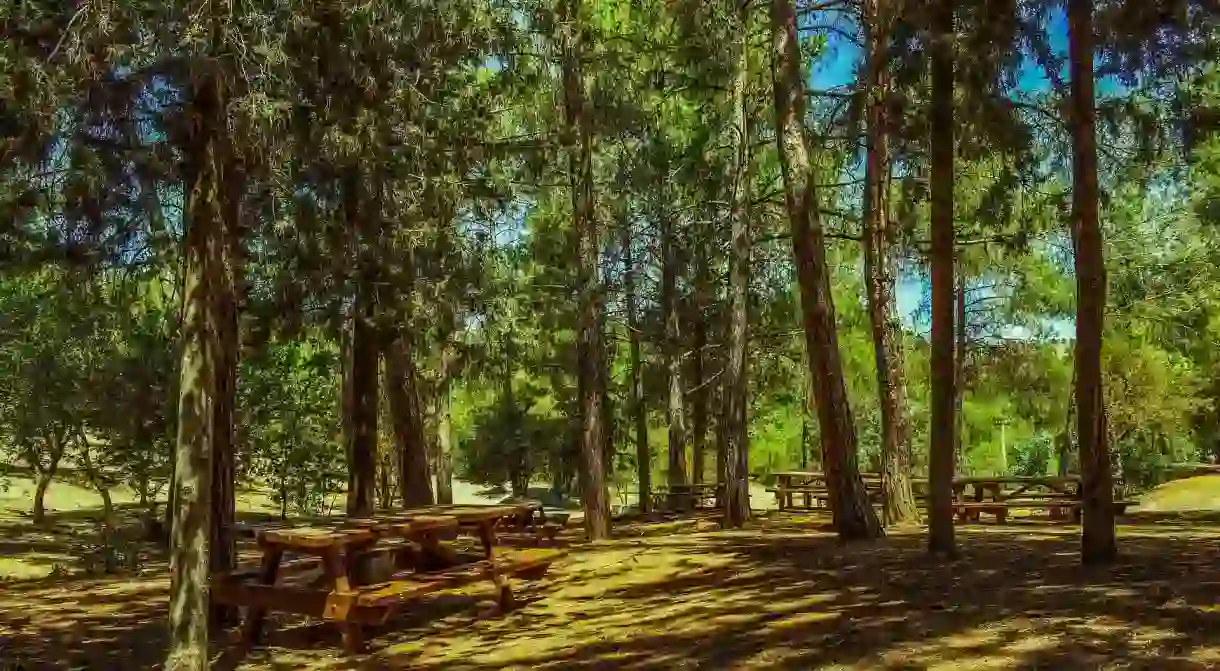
left=4, top=509, right=1220, bottom=670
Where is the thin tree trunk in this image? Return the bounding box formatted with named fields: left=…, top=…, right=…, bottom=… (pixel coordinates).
left=434, top=346, right=455, bottom=505
left=661, top=210, right=688, bottom=508
left=166, top=72, right=223, bottom=671
left=386, top=334, right=434, bottom=507
left=28, top=430, right=65, bottom=524
left=723, top=5, right=752, bottom=527
left=600, top=308, right=615, bottom=478
left=771, top=0, right=881, bottom=540
left=954, top=276, right=967, bottom=473
left=77, top=430, right=117, bottom=572
left=1058, top=373, right=1076, bottom=477
left=1068, top=0, right=1115, bottom=564
left=344, top=171, right=379, bottom=519
left=33, top=473, right=53, bottom=524
left=690, top=301, right=708, bottom=487
left=862, top=0, right=917, bottom=526
left=928, top=0, right=957, bottom=557
left=621, top=217, right=650, bottom=513
left=562, top=0, right=609, bottom=539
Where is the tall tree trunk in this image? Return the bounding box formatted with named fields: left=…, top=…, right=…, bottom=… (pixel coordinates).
left=1068, top=0, right=1115, bottom=564
left=621, top=218, right=650, bottom=513
left=343, top=171, right=378, bottom=519
left=561, top=0, right=609, bottom=539
left=660, top=211, right=688, bottom=506
left=927, top=0, right=957, bottom=557
left=954, top=276, right=967, bottom=473
left=862, top=0, right=917, bottom=526
left=723, top=5, right=752, bottom=527
left=689, top=280, right=708, bottom=487
left=433, top=346, right=455, bottom=505
left=386, top=334, right=434, bottom=507
left=166, top=72, right=223, bottom=671
left=208, top=161, right=242, bottom=629
left=1058, top=374, right=1077, bottom=477
left=600, top=308, right=615, bottom=477
left=771, top=0, right=881, bottom=540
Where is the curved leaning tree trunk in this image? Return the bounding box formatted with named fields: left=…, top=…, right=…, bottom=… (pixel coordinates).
left=861, top=0, right=917, bottom=526
left=560, top=0, right=610, bottom=540
left=770, top=0, right=881, bottom=540
left=1068, top=0, right=1115, bottom=564
left=927, top=0, right=957, bottom=557
left=723, top=1, right=752, bottom=528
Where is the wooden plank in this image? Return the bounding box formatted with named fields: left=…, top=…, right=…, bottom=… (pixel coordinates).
left=213, top=581, right=330, bottom=617
left=403, top=505, right=519, bottom=525
left=259, top=526, right=376, bottom=550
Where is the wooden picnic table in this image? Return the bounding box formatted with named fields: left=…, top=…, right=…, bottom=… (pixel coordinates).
left=215, top=505, right=558, bottom=653
left=668, top=482, right=722, bottom=510
left=769, top=471, right=883, bottom=510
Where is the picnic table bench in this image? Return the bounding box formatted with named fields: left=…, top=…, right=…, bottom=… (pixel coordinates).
left=911, top=475, right=1134, bottom=523
left=770, top=472, right=1133, bottom=523
left=767, top=471, right=883, bottom=510
left=214, top=504, right=562, bottom=653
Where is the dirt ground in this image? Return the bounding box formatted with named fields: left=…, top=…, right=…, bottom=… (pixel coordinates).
left=5, top=509, right=1220, bottom=670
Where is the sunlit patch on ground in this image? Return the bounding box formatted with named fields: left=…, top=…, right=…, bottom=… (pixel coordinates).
left=4, top=510, right=1220, bottom=669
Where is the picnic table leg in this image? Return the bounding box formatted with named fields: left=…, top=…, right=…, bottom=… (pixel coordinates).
left=320, top=548, right=363, bottom=654
left=476, top=520, right=499, bottom=559
left=241, top=546, right=283, bottom=646
left=417, top=530, right=460, bottom=569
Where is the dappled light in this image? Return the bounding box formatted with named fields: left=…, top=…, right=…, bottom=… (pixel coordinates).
left=3, top=0, right=1219, bottom=666
left=5, top=512, right=1220, bottom=668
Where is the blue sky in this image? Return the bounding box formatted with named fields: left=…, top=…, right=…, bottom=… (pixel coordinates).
left=804, top=8, right=1077, bottom=337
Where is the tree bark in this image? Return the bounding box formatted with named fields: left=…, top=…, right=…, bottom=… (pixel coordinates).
left=561, top=0, right=609, bottom=539
left=723, top=4, right=752, bottom=527
left=27, top=429, right=65, bottom=524
left=660, top=210, right=688, bottom=508
left=690, top=298, right=708, bottom=487
left=928, top=0, right=957, bottom=557
left=208, top=161, right=242, bottom=629
left=954, top=276, right=967, bottom=473
left=862, top=0, right=917, bottom=526
left=770, top=0, right=881, bottom=540
left=433, top=346, right=455, bottom=505
left=77, top=430, right=116, bottom=571
left=621, top=217, right=650, bottom=514
left=386, top=334, right=434, bottom=507
left=166, top=72, right=222, bottom=671
left=343, top=171, right=379, bottom=519
left=1068, top=0, right=1115, bottom=564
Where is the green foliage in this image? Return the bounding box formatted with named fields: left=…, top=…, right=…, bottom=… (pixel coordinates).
left=239, top=337, right=344, bottom=517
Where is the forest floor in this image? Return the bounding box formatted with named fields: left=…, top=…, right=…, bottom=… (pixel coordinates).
left=5, top=482, right=1220, bottom=669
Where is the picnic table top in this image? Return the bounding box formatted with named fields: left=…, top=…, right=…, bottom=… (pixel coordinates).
left=772, top=471, right=883, bottom=480
left=392, top=504, right=525, bottom=524
left=259, top=525, right=378, bottom=549
left=250, top=506, right=524, bottom=550
left=951, top=475, right=1081, bottom=486
left=346, top=514, right=459, bottom=534
left=668, top=482, right=720, bottom=491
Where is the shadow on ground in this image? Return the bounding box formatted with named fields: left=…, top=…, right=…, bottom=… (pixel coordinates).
left=5, top=512, right=1220, bottom=669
